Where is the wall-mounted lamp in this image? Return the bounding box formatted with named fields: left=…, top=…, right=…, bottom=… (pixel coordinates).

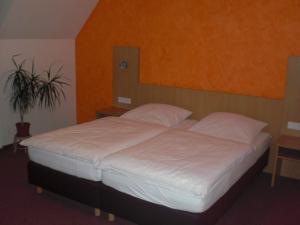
left=119, top=60, right=128, bottom=70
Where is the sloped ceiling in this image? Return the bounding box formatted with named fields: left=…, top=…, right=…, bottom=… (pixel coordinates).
left=0, top=0, right=99, bottom=39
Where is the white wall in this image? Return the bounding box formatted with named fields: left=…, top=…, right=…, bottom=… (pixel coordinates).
left=0, top=0, right=99, bottom=38
left=0, top=39, right=76, bottom=147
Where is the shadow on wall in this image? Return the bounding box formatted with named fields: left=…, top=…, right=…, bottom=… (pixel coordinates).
left=0, top=0, right=13, bottom=27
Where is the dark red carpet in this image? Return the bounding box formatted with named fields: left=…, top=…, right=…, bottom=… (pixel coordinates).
left=0, top=147, right=299, bottom=225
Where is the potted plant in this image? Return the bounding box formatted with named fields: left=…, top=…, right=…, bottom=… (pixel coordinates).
left=4, top=55, right=68, bottom=137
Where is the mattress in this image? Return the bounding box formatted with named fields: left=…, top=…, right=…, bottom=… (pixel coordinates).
left=24, top=116, right=169, bottom=181
left=101, top=130, right=271, bottom=213
left=26, top=118, right=196, bottom=181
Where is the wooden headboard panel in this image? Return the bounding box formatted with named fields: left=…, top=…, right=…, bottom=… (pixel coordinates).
left=112, top=46, right=300, bottom=178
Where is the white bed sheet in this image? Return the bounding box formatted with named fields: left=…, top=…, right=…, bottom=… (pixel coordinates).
left=28, top=146, right=102, bottom=181
left=26, top=118, right=196, bottom=181
left=25, top=116, right=168, bottom=181
left=101, top=130, right=271, bottom=213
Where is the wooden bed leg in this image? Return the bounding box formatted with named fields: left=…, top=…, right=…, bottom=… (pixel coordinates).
left=108, top=213, right=115, bottom=222
left=36, top=186, right=43, bottom=194
left=94, top=208, right=101, bottom=217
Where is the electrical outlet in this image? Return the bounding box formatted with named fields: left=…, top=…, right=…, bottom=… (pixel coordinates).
left=118, top=97, right=131, bottom=104
left=287, top=121, right=300, bottom=131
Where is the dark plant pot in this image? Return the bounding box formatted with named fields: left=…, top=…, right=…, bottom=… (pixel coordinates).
left=16, top=122, right=31, bottom=137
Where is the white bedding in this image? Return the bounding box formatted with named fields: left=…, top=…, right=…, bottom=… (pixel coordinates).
left=101, top=130, right=271, bottom=213
left=28, top=146, right=102, bottom=181
left=23, top=116, right=168, bottom=180
left=26, top=119, right=197, bottom=181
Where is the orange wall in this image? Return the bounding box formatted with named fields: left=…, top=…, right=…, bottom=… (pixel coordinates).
left=76, top=0, right=300, bottom=123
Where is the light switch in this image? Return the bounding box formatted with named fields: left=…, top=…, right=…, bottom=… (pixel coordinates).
left=287, top=121, right=300, bottom=131
left=118, top=97, right=131, bottom=104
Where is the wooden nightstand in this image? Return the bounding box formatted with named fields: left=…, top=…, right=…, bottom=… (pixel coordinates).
left=271, top=135, right=300, bottom=187
left=96, top=107, right=129, bottom=119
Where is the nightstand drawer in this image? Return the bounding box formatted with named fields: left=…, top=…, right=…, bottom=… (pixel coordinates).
left=278, top=147, right=300, bottom=161
left=271, top=135, right=300, bottom=187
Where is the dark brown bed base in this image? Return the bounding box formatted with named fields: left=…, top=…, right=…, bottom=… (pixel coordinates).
left=27, top=161, right=102, bottom=209
left=27, top=149, right=269, bottom=225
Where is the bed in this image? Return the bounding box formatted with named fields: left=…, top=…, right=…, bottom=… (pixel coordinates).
left=100, top=130, right=271, bottom=225
left=25, top=106, right=271, bottom=225
left=24, top=116, right=167, bottom=212
left=98, top=112, right=271, bottom=224
left=24, top=104, right=193, bottom=214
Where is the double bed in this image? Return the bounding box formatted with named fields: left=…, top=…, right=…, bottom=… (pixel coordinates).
left=23, top=104, right=271, bottom=225
left=25, top=114, right=170, bottom=212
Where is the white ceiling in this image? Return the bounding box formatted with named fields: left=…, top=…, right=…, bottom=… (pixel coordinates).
left=0, top=0, right=99, bottom=39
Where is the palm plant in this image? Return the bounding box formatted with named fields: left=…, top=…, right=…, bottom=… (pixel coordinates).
left=37, top=65, right=67, bottom=111
left=4, top=55, right=68, bottom=136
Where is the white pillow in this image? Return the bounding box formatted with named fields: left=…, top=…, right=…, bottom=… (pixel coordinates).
left=189, top=112, right=267, bottom=144
left=121, top=103, right=192, bottom=127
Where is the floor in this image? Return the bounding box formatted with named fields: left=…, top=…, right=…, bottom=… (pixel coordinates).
left=0, top=147, right=299, bottom=225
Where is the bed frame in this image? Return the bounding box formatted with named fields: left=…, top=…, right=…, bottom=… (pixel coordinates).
left=27, top=149, right=269, bottom=225
left=27, top=161, right=102, bottom=209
